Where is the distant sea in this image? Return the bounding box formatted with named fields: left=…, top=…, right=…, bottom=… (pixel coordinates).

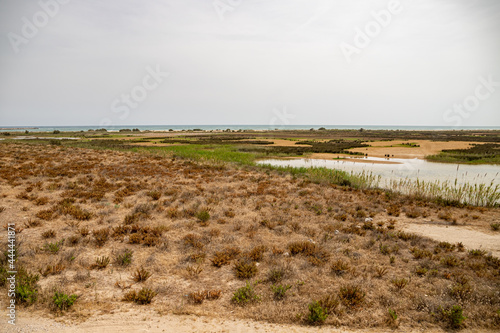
left=1, top=125, right=500, bottom=132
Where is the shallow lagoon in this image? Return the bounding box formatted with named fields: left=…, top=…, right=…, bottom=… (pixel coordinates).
left=257, top=157, right=500, bottom=186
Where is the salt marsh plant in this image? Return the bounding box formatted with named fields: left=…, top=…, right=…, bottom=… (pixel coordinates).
left=387, top=177, right=500, bottom=207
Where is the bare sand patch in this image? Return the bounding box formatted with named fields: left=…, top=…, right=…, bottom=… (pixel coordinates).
left=402, top=222, right=500, bottom=257
left=2, top=310, right=479, bottom=333
left=348, top=140, right=483, bottom=159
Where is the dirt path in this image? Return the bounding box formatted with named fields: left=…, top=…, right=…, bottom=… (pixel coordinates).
left=402, top=222, right=500, bottom=257
left=2, top=310, right=489, bottom=333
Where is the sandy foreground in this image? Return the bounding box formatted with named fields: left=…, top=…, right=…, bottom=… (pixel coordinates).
left=2, top=310, right=494, bottom=333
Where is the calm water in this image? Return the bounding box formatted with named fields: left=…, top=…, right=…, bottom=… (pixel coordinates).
left=2, top=125, right=500, bottom=132
left=257, top=157, right=500, bottom=186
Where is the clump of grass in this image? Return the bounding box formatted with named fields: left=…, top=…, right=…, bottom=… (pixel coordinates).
left=231, top=282, right=260, bottom=305
left=40, top=263, right=65, bottom=276
left=93, top=256, right=110, bottom=270
left=375, top=266, right=389, bottom=278
left=271, top=284, right=291, bottom=300
left=338, top=284, right=365, bottom=309
left=306, top=301, right=328, bottom=325
left=411, top=248, right=433, bottom=260
left=330, top=259, right=350, bottom=276
left=246, top=245, right=267, bottom=262
left=42, top=229, right=56, bottom=239
left=24, top=218, right=43, bottom=228
left=132, top=267, right=151, bottom=282
left=387, top=309, right=398, bottom=326
left=44, top=240, right=63, bottom=254
left=211, top=246, right=241, bottom=267
left=391, top=278, right=409, bottom=290
left=15, top=267, right=39, bottom=305
left=415, top=266, right=428, bottom=276
left=267, top=266, right=288, bottom=283
left=441, top=255, right=460, bottom=267
left=146, top=190, right=161, bottom=200
left=491, top=223, right=500, bottom=231
left=287, top=241, right=329, bottom=265
left=406, top=207, right=421, bottom=218
left=196, top=210, right=210, bottom=224
left=123, top=287, right=157, bottom=304
left=183, top=233, right=205, bottom=249
left=440, top=305, right=466, bottom=329
left=435, top=241, right=455, bottom=253
left=116, top=249, right=133, bottom=266
left=233, top=260, right=258, bottom=279
left=468, top=249, right=486, bottom=257
left=188, top=289, right=222, bottom=304
left=53, top=292, right=78, bottom=311
left=93, top=228, right=109, bottom=247
left=386, top=204, right=400, bottom=216
left=211, top=252, right=230, bottom=267
left=185, top=264, right=203, bottom=278
left=79, top=226, right=90, bottom=237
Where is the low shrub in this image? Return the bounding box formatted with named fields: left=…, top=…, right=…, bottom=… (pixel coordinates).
left=132, top=267, right=151, bottom=282
left=271, top=284, right=291, bottom=300
left=233, top=260, right=258, bottom=279
left=53, top=292, right=78, bottom=311
left=231, top=282, right=260, bottom=305
left=116, top=249, right=133, bottom=266
left=306, top=301, right=328, bottom=325
left=123, top=287, right=157, bottom=304
left=338, top=284, right=365, bottom=309
left=440, top=305, right=466, bottom=329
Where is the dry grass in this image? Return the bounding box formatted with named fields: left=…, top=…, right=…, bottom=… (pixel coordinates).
left=0, top=142, right=499, bottom=330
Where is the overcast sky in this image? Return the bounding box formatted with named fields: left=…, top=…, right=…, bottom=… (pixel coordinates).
left=0, top=0, right=499, bottom=127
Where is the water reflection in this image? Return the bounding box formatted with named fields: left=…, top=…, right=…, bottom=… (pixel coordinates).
left=257, top=157, right=500, bottom=186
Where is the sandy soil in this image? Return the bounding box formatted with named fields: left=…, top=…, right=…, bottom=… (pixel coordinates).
left=402, top=222, right=500, bottom=258
left=2, top=309, right=492, bottom=333
left=348, top=140, right=483, bottom=159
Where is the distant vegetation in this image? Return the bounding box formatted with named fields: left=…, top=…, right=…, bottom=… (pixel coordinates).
left=427, top=144, right=500, bottom=164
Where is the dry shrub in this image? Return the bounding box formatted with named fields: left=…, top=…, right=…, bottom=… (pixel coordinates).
left=42, top=229, right=56, bottom=239
left=40, top=263, right=65, bottom=276
left=338, top=284, right=365, bottom=309
left=92, top=256, right=110, bottom=270
left=233, top=260, right=258, bottom=279
left=288, top=241, right=329, bottom=265
left=123, top=288, right=157, bottom=304
left=387, top=205, right=400, bottom=217
left=188, top=289, right=222, bottom=304
left=246, top=245, right=267, bottom=262
left=211, top=246, right=241, bottom=267
left=330, top=259, right=350, bottom=276
left=93, top=228, right=109, bottom=247
left=132, top=267, right=151, bottom=282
